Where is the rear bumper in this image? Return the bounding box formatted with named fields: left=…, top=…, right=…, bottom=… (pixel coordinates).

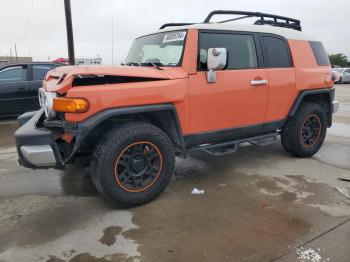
left=15, top=109, right=63, bottom=169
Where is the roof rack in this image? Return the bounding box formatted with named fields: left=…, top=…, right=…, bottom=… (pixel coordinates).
left=203, top=10, right=302, bottom=31
left=159, top=10, right=302, bottom=31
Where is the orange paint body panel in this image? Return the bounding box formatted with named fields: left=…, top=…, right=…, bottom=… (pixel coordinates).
left=65, top=77, right=191, bottom=134
left=288, top=40, right=332, bottom=91
left=264, top=40, right=332, bottom=123
left=264, top=68, right=296, bottom=123
left=189, top=69, right=268, bottom=133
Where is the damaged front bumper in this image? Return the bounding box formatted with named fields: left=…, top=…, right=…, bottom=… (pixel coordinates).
left=15, top=109, right=64, bottom=169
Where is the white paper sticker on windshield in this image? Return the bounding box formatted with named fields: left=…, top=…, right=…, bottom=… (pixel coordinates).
left=162, top=31, right=186, bottom=43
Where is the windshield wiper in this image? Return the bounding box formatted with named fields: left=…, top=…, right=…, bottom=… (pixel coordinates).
left=141, top=62, right=164, bottom=70
left=125, top=62, right=141, bottom=66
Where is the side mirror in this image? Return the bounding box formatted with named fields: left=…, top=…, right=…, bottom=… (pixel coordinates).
left=206, top=48, right=227, bottom=83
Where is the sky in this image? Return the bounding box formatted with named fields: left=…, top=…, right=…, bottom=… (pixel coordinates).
left=0, top=0, right=349, bottom=65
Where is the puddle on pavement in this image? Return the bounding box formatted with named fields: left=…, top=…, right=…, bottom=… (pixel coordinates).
left=47, top=252, right=135, bottom=262
left=0, top=120, right=17, bottom=147
left=0, top=163, right=98, bottom=198
left=99, top=226, right=123, bottom=246
left=60, top=166, right=98, bottom=197
left=0, top=205, right=140, bottom=262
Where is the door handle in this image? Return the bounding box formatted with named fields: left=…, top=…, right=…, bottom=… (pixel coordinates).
left=17, top=87, right=27, bottom=90
left=250, top=79, right=268, bottom=86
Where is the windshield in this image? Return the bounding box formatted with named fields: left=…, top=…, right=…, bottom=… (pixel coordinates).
left=125, top=31, right=187, bottom=67
left=333, top=68, right=345, bottom=73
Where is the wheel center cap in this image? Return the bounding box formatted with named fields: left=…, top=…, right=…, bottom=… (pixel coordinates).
left=131, top=157, right=146, bottom=173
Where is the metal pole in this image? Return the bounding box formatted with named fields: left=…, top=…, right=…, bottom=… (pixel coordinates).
left=64, top=0, right=75, bottom=65
left=14, top=44, right=18, bottom=62
left=10, top=48, right=13, bottom=63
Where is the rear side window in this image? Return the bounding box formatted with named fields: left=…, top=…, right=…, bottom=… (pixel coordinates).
left=33, top=65, right=55, bottom=81
left=262, top=36, right=291, bottom=68
left=199, top=32, right=258, bottom=70
left=309, top=41, right=330, bottom=66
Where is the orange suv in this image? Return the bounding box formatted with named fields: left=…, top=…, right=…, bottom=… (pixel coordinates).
left=15, top=11, right=339, bottom=207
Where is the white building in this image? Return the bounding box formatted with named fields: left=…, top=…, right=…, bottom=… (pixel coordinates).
left=75, top=57, right=102, bottom=65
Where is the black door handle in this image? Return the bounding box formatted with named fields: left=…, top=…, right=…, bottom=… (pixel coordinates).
left=17, top=87, right=26, bottom=90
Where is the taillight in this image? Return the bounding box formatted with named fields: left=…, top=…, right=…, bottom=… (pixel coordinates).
left=53, top=97, right=89, bottom=113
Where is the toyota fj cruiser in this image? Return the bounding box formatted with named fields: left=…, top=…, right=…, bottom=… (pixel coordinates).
left=15, top=11, right=339, bottom=207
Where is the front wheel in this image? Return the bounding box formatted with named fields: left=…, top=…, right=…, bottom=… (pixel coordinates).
left=91, top=122, right=175, bottom=208
left=281, top=102, right=327, bottom=158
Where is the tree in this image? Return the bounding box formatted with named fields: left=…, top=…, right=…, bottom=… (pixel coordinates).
left=329, top=53, right=348, bottom=67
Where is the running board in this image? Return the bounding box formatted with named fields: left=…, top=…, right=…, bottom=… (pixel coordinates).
left=190, top=132, right=279, bottom=157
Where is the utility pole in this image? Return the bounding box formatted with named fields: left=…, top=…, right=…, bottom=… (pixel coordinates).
left=64, top=0, right=75, bottom=65
left=14, top=44, right=18, bottom=62
left=10, top=48, right=13, bottom=63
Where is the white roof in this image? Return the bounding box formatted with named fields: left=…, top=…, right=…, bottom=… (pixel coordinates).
left=151, top=23, right=316, bottom=41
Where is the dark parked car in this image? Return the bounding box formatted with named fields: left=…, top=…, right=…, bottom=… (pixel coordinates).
left=0, top=62, right=62, bottom=118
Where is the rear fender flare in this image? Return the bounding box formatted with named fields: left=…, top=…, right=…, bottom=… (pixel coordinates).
left=288, top=88, right=334, bottom=126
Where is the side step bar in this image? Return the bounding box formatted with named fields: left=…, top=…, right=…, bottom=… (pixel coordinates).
left=190, top=132, right=279, bottom=157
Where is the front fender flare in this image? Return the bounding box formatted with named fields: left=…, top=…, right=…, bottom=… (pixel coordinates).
left=66, top=104, right=186, bottom=163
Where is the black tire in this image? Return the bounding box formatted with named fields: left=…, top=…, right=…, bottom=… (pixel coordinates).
left=90, top=121, right=175, bottom=208
left=281, top=102, right=327, bottom=158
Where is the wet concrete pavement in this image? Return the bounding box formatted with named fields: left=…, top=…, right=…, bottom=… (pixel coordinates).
left=0, top=85, right=349, bottom=262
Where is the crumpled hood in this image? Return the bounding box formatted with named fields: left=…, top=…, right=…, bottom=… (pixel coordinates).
left=43, top=65, right=188, bottom=94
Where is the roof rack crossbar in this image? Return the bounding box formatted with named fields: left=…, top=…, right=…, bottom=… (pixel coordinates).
left=218, top=15, right=254, bottom=24
left=203, top=10, right=302, bottom=31
left=159, top=23, right=195, bottom=30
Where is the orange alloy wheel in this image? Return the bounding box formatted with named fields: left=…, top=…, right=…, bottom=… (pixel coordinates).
left=114, top=142, right=163, bottom=192
left=300, top=114, right=322, bottom=148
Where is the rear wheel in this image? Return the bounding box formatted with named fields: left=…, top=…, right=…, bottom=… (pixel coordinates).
left=91, top=122, right=175, bottom=208
left=281, top=103, right=327, bottom=158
